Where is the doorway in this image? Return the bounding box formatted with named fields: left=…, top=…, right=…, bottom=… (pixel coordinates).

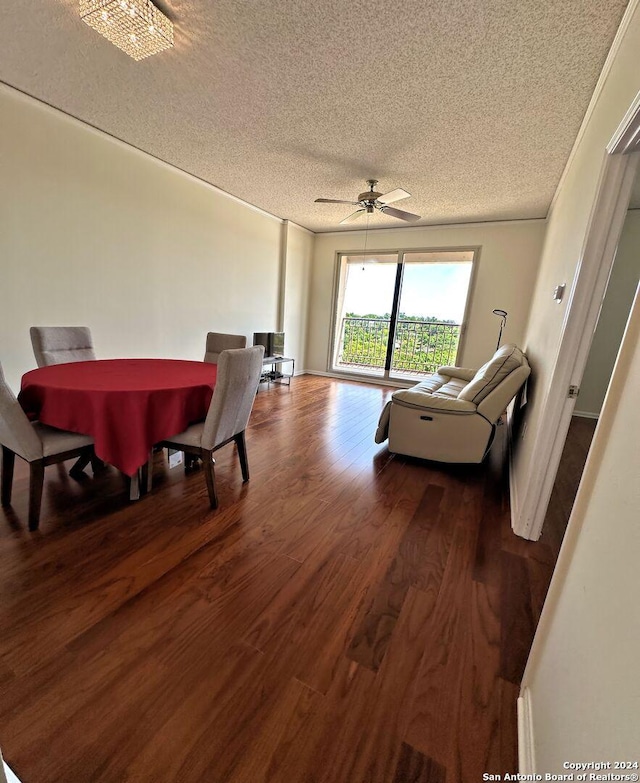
left=513, top=126, right=640, bottom=542
left=330, top=248, right=475, bottom=381
left=539, top=165, right=640, bottom=552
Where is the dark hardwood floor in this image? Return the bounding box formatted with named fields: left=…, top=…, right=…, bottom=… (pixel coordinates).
left=0, top=376, right=562, bottom=783
left=540, top=415, right=598, bottom=555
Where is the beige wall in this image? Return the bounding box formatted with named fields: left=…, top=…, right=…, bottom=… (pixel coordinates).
left=511, top=4, right=640, bottom=525
left=0, top=85, right=286, bottom=391
left=307, top=221, right=545, bottom=374
left=577, top=209, right=640, bottom=416
left=521, top=285, right=640, bottom=770
left=282, top=222, right=314, bottom=372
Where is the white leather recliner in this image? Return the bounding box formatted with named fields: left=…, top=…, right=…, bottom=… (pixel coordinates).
left=375, top=344, right=530, bottom=463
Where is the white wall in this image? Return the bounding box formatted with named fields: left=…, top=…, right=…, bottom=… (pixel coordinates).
left=0, top=85, right=287, bottom=391
left=282, top=221, right=314, bottom=372
left=307, top=221, right=545, bottom=374
left=520, top=285, right=640, bottom=771
left=577, top=209, right=640, bottom=416
left=0, top=747, right=19, bottom=783
left=511, top=3, right=640, bottom=529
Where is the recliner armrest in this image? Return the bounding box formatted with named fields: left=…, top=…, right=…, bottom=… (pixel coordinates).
left=436, top=366, right=477, bottom=382
left=392, top=389, right=477, bottom=414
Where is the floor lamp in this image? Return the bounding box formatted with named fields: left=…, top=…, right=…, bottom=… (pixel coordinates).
left=492, top=309, right=508, bottom=351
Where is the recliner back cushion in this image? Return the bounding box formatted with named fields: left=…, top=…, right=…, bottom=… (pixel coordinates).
left=458, top=344, right=525, bottom=404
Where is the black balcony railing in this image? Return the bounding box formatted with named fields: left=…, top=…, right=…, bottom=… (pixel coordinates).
left=337, top=317, right=460, bottom=375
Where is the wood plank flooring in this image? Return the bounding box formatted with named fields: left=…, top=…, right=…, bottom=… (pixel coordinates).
left=0, top=376, right=562, bottom=783
left=540, top=415, right=597, bottom=555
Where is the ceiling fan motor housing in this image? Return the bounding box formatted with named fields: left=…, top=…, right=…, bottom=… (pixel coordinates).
left=358, top=190, right=383, bottom=202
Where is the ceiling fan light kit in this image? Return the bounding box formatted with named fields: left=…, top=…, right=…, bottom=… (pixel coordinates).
left=79, top=0, right=174, bottom=61
left=315, top=179, right=421, bottom=225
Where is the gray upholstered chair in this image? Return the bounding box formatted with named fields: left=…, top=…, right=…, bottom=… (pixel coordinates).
left=0, top=363, right=94, bottom=530
left=30, top=326, right=96, bottom=367
left=158, top=345, right=264, bottom=508
left=204, top=332, right=247, bottom=364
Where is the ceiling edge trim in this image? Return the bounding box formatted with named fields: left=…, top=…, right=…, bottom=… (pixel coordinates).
left=285, top=220, right=315, bottom=237
left=0, top=80, right=284, bottom=225
left=608, top=92, right=640, bottom=153
left=315, top=217, right=547, bottom=238
left=546, top=0, right=640, bottom=218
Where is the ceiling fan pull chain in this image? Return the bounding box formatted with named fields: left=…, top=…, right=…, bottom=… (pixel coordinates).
left=362, top=213, right=371, bottom=268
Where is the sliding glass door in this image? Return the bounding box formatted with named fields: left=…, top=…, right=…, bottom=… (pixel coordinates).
left=331, top=254, right=398, bottom=377
left=331, top=249, right=475, bottom=381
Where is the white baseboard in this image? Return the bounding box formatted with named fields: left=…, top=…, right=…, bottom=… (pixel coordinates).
left=573, top=409, right=599, bottom=420
left=507, top=405, right=521, bottom=535
left=517, top=687, right=536, bottom=774
left=509, top=460, right=519, bottom=533
left=3, top=761, right=21, bottom=783
left=304, top=370, right=409, bottom=388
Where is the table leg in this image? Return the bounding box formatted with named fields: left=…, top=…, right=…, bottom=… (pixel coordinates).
left=142, top=453, right=153, bottom=494
left=129, top=471, right=141, bottom=501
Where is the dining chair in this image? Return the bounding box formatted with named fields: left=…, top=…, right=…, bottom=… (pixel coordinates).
left=203, top=332, right=247, bottom=364
left=30, top=326, right=96, bottom=367
left=29, top=326, right=101, bottom=476
left=158, top=345, right=264, bottom=508
left=0, top=363, right=95, bottom=530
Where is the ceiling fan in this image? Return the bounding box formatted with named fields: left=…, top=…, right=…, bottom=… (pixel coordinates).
left=314, top=179, right=421, bottom=224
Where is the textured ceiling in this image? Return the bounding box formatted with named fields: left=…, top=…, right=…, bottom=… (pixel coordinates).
left=0, top=0, right=628, bottom=232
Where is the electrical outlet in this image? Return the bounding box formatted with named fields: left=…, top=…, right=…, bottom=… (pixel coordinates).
left=168, top=449, right=184, bottom=469
left=553, top=284, right=566, bottom=302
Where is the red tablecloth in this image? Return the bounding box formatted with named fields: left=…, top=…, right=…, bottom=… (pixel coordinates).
left=19, top=359, right=217, bottom=476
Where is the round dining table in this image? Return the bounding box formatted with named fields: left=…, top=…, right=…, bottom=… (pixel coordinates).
left=19, top=359, right=218, bottom=478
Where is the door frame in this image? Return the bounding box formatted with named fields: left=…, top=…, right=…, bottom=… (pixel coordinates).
left=513, top=95, right=640, bottom=541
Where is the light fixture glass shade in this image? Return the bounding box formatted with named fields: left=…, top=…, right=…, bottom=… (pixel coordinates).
left=79, top=0, right=173, bottom=61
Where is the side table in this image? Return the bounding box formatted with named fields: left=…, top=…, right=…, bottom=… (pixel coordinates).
left=260, top=356, right=295, bottom=389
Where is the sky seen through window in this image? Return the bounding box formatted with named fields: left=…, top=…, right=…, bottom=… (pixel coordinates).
left=343, top=262, right=472, bottom=322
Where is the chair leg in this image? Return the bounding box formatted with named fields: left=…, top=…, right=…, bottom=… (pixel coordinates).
left=184, top=453, right=200, bottom=472
left=235, top=431, right=250, bottom=483
left=202, top=449, right=218, bottom=509
left=69, top=449, right=104, bottom=478
left=1, top=446, right=16, bottom=506
left=28, top=460, right=45, bottom=531
left=69, top=450, right=92, bottom=478
left=90, top=454, right=106, bottom=474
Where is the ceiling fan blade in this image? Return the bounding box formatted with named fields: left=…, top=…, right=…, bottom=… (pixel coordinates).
left=380, top=205, right=421, bottom=222
left=340, top=209, right=367, bottom=224
left=315, top=198, right=361, bottom=204
left=377, top=188, right=411, bottom=205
